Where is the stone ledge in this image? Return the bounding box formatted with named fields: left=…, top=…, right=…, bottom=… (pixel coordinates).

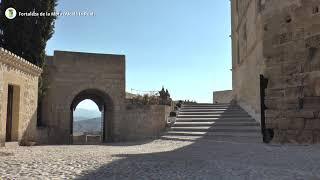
left=0, top=48, right=42, bottom=77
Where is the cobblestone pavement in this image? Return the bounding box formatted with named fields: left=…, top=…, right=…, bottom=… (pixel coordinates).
left=1, top=138, right=320, bottom=180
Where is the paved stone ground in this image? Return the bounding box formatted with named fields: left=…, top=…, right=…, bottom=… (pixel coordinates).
left=1, top=138, right=320, bottom=180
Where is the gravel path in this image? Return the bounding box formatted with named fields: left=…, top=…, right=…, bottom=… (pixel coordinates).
left=1, top=138, right=320, bottom=180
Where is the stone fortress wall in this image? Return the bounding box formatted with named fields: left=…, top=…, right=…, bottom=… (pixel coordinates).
left=0, top=49, right=171, bottom=146
left=38, top=50, right=126, bottom=144
left=0, top=48, right=42, bottom=147
left=231, top=0, right=320, bottom=143
left=38, top=50, right=172, bottom=145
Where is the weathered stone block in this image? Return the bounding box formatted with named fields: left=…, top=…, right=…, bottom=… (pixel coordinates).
left=266, top=78, right=286, bottom=90
left=265, top=110, right=282, bottom=118
left=265, top=116, right=279, bottom=129
left=289, top=118, right=305, bottom=130
left=305, top=34, right=320, bottom=48
left=313, top=130, right=320, bottom=143
left=271, top=129, right=287, bottom=143
left=284, top=74, right=305, bottom=88
left=305, top=119, right=320, bottom=130
left=283, top=98, right=301, bottom=110
left=284, top=87, right=303, bottom=99
left=265, top=99, right=282, bottom=109
left=306, top=76, right=320, bottom=96
left=296, top=130, right=313, bottom=144
left=278, top=118, right=291, bottom=130
left=285, top=110, right=315, bottom=118
left=265, top=66, right=282, bottom=79
left=303, top=96, right=320, bottom=109
left=294, top=28, right=305, bottom=40
left=282, top=63, right=303, bottom=76
left=266, top=89, right=284, bottom=99
left=279, top=32, right=293, bottom=44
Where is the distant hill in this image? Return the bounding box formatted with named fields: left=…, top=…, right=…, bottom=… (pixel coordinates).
left=74, top=116, right=90, bottom=121
left=74, top=108, right=101, bottom=121
left=73, top=117, right=102, bottom=133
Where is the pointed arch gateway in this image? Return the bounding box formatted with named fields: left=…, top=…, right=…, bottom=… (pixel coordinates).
left=70, top=89, right=114, bottom=144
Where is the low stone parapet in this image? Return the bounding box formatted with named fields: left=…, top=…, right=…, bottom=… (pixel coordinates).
left=213, top=90, right=233, bottom=104
left=120, top=104, right=172, bottom=141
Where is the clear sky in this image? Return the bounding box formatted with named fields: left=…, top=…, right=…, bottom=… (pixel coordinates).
left=46, top=0, right=232, bottom=109
left=76, top=99, right=99, bottom=110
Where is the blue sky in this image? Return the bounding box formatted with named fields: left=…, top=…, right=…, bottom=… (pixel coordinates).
left=46, top=0, right=232, bottom=108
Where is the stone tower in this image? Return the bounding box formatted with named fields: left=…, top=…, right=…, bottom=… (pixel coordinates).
left=231, top=0, right=320, bottom=143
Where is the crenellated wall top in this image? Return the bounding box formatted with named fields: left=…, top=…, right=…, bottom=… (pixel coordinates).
left=0, top=48, right=42, bottom=77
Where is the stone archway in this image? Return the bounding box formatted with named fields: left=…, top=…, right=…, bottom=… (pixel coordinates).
left=40, top=51, right=125, bottom=145
left=70, top=89, right=114, bottom=143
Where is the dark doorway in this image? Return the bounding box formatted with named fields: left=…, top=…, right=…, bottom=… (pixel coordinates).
left=5, top=85, right=14, bottom=142
left=260, top=74, right=274, bottom=143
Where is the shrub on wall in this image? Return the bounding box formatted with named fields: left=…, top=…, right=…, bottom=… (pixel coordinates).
left=127, top=87, right=173, bottom=106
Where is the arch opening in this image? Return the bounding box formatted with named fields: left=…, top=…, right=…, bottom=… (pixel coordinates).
left=70, top=89, right=114, bottom=144
left=72, top=99, right=102, bottom=144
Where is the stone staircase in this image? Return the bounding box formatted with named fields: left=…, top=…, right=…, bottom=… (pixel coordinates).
left=162, top=103, right=263, bottom=143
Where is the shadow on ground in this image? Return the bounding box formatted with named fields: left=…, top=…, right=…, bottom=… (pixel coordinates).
left=75, top=105, right=320, bottom=179
left=76, top=138, right=320, bottom=180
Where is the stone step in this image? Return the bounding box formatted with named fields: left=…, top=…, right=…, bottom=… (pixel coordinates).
left=182, top=103, right=231, bottom=106
left=186, top=103, right=231, bottom=105
left=182, top=105, right=235, bottom=108
left=182, top=106, right=236, bottom=108
left=177, top=114, right=251, bottom=118
left=165, top=131, right=262, bottom=138
left=180, top=109, right=245, bottom=112
left=180, top=109, right=243, bottom=112
left=176, top=117, right=256, bottom=122
left=160, top=135, right=263, bottom=143
left=178, top=111, right=248, bottom=115
left=181, top=108, right=241, bottom=111
left=182, top=104, right=236, bottom=106
left=170, top=126, right=261, bottom=132
left=173, top=121, right=260, bottom=127
left=168, top=103, right=262, bottom=143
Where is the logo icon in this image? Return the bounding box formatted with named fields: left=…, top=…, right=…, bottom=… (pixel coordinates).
left=5, top=8, right=17, bottom=19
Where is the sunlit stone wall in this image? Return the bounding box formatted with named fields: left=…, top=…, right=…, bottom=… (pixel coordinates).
left=0, top=48, right=42, bottom=146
